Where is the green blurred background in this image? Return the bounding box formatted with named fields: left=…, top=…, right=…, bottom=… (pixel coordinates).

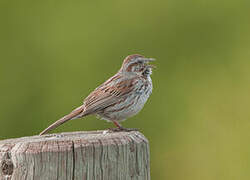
left=1, top=0, right=250, bottom=179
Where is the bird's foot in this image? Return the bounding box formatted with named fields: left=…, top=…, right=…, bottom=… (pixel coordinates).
left=108, top=127, right=139, bottom=132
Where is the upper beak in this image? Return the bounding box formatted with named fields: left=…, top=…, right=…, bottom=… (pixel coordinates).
left=138, top=57, right=156, bottom=62
left=146, top=58, right=155, bottom=62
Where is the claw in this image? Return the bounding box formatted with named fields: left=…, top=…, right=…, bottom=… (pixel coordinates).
left=108, top=127, right=139, bottom=132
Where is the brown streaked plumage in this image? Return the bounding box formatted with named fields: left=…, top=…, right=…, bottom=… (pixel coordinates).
left=39, top=54, right=155, bottom=135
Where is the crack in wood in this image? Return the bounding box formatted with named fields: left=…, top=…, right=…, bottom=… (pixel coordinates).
left=0, top=131, right=150, bottom=180
left=72, top=141, right=75, bottom=180
left=1, top=153, right=13, bottom=176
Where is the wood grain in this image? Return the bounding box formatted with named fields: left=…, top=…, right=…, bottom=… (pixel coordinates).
left=0, top=131, right=150, bottom=180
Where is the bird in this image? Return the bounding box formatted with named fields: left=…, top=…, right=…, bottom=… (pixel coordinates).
left=39, top=54, right=155, bottom=135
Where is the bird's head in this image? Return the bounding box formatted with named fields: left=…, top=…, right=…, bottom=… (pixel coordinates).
left=120, top=54, right=155, bottom=77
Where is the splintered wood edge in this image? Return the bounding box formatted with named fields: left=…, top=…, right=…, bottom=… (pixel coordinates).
left=0, top=130, right=148, bottom=145
left=0, top=130, right=149, bottom=155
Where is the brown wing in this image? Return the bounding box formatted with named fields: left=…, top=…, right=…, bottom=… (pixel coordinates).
left=82, top=75, right=137, bottom=115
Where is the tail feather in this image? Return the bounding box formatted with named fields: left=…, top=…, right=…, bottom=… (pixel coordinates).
left=39, top=105, right=85, bottom=135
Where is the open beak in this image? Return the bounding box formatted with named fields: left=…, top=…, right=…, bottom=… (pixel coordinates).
left=147, top=64, right=156, bottom=69
left=144, top=58, right=156, bottom=69
left=137, top=57, right=156, bottom=70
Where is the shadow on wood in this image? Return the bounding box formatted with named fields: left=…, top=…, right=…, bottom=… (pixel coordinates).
left=0, top=131, right=150, bottom=180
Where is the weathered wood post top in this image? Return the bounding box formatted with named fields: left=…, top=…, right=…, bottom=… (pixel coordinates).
left=0, top=130, right=150, bottom=180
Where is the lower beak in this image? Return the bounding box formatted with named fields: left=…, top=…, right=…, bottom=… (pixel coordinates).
left=147, top=64, right=156, bottom=69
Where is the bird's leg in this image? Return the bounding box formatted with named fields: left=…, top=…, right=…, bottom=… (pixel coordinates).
left=109, top=120, right=139, bottom=132
left=113, top=120, right=123, bottom=128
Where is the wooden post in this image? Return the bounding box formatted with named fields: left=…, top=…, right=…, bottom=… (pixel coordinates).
left=0, top=131, right=150, bottom=180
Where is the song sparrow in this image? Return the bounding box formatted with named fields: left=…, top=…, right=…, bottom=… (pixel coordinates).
left=39, top=54, right=155, bottom=135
